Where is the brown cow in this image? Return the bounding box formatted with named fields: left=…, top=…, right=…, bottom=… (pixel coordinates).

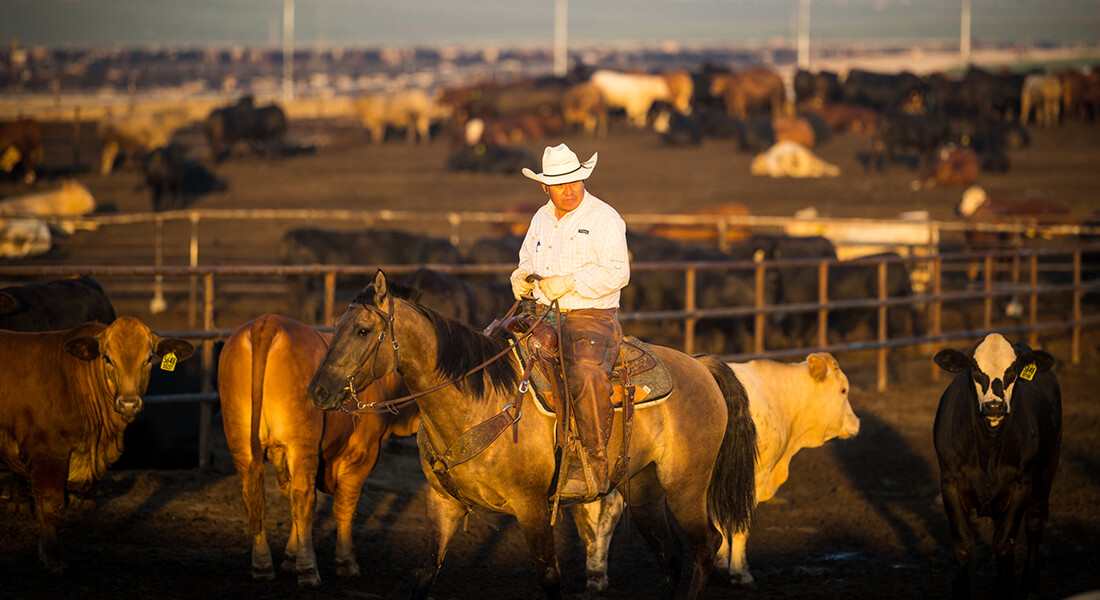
left=798, top=99, right=878, bottom=134
left=217, top=314, right=419, bottom=588
left=648, top=202, right=753, bottom=244
left=710, top=68, right=785, bottom=120
left=0, top=118, right=43, bottom=184
left=773, top=115, right=816, bottom=148
left=0, top=317, right=194, bottom=573
left=920, top=144, right=981, bottom=189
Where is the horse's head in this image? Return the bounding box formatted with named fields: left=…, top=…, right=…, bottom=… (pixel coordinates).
left=308, top=270, right=399, bottom=411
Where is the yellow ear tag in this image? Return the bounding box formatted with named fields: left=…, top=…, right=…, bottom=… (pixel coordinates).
left=160, top=352, right=177, bottom=372
left=1020, top=362, right=1036, bottom=381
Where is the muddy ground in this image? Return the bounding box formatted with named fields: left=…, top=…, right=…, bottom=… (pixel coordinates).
left=0, top=115, right=1099, bottom=599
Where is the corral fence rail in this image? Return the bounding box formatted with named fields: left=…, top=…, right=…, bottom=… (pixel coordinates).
left=3, top=210, right=1099, bottom=468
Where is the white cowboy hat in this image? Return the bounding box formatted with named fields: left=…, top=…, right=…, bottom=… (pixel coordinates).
left=521, top=143, right=598, bottom=185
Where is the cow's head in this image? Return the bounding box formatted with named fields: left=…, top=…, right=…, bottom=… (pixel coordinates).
left=933, top=333, right=1054, bottom=427
left=807, top=352, right=861, bottom=442
left=65, top=317, right=195, bottom=419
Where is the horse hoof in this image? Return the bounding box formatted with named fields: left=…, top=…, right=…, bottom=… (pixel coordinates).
left=336, top=559, right=360, bottom=578
left=250, top=566, right=275, bottom=581
left=730, top=572, right=755, bottom=586
left=297, top=569, right=322, bottom=588
left=585, top=574, right=609, bottom=593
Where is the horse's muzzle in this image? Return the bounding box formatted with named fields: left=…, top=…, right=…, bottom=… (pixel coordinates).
left=307, top=380, right=344, bottom=411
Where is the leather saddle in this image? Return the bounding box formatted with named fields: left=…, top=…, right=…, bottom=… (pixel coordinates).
left=502, top=312, right=672, bottom=415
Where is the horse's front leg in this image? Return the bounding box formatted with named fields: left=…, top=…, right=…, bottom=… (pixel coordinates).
left=411, top=486, right=467, bottom=600
left=569, top=491, right=625, bottom=593
left=515, top=502, right=562, bottom=600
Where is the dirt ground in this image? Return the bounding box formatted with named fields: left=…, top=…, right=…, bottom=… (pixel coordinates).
left=1, top=116, right=1099, bottom=600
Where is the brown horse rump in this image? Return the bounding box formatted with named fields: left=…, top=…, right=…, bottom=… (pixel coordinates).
left=504, top=312, right=672, bottom=415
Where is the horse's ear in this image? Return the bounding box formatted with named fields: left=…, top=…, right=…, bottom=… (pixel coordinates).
left=374, top=270, right=388, bottom=304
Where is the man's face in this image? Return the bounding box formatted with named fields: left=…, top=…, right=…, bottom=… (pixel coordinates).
left=543, top=180, right=585, bottom=218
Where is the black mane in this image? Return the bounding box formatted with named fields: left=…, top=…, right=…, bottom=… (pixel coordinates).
left=356, top=280, right=519, bottom=400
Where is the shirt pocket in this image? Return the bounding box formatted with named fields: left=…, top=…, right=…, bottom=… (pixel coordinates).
left=556, top=230, right=593, bottom=270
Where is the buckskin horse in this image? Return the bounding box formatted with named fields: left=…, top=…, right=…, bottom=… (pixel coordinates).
left=218, top=313, right=419, bottom=588
left=307, top=271, right=757, bottom=600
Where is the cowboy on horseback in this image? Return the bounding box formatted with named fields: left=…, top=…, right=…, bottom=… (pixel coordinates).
left=510, top=143, right=629, bottom=501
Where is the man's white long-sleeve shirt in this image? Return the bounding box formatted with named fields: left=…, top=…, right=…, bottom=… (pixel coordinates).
left=517, top=191, right=629, bottom=310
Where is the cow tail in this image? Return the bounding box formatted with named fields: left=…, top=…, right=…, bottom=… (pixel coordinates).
left=698, top=354, right=757, bottom=537
left=246, top=315, right=278, bottom=534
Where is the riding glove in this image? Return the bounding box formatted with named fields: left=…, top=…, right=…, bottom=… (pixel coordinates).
left=539, top=274, right=575, bottom=301
left=510, top=268, right=535, bottom=298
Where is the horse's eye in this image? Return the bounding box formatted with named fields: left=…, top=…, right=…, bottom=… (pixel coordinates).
left=357, top=328, right=369, bottom=337
left=104, top=355, right=113, bottom=365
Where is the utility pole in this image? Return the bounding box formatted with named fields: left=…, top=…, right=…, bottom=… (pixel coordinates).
left=554, top=0, right=568, bottom=77
left=960, top=0, right=971, bottom=64
left=796, top=0, right=814, bottom=70
left=283, top=0, right=295, bottom=101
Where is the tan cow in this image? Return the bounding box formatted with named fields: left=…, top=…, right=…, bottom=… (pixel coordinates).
left=1021, top=73, right=1064, bottom=128
left=572, top=352, right=860, bottom=591
left=562, top=82, right=608, bottom=137
left=0, top=179, right=96, bottom=218
left=590, top=69, right=671, bottom=128
left=717, top=353, right=860, bottom=584
left=353, top=88, right=450, bottom=144
left=0, top=317, right=194, bottom=573
left=217, top=314, right=419, bottom=588
left=97, top=108, right=192, bottom=175
left=750, top=141, right=840, bottom=178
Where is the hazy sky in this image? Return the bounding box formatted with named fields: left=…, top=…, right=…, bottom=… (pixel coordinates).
left=3, top=0, right=1098, bottom=48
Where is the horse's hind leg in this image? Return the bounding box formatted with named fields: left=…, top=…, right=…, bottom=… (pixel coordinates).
left=627, top=467, right=683, bottom=600
left=283, top=447, right=322, bottom=588
left=660, top=470, right=721, bottom=600
left=412, top=487, right=468, bottom=600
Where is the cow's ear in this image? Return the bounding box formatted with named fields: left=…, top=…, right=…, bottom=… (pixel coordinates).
left=807, top=353, right=828, bottom=382
left=1016, top=349, right=1055, bottom=374
left=156, top=338, right=195, bottom=361
left=933, top=349, right=971, bottom=373
left=0, top=292, right=17, bottom=316
left=65, top=336, right=101, bottom=361
left=374, top=269, right=388, bottom=304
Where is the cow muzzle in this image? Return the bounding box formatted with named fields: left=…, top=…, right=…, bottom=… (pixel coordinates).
left=114, top=394, right=144, bottom=418
left=980, top=399, right=1007, bottom=421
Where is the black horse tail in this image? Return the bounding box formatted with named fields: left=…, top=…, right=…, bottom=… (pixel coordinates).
left=698, top=354, right=757, bottom=537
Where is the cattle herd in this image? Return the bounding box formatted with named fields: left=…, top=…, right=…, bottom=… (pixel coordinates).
left=0, top=57, right=1096, bottom=599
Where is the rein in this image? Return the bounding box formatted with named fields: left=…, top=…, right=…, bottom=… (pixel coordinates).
left=338, top=294, right=555, bottom=416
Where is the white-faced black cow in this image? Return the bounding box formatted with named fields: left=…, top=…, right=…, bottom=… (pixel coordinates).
left=932, top=333, right=1061, bottom=600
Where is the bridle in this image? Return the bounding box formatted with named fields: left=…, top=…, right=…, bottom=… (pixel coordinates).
left=336, top=292, right=554, bottom=416
left=341, top=290, right=399, bottom=412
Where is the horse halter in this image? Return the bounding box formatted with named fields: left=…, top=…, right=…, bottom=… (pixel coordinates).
left=343, top=291, right=399, bottom=411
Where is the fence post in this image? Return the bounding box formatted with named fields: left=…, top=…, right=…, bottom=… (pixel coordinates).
left=754, top=261, right=766, bottom=355
left=1028, top=253, right=1038, bottom=349
left=198, top=273, right=215, bottom=469
left=932, top=257, right=943, bottom=383
left=877, top=260, right=887, bottom=391
left=324, top=271, right=336, bottom=325
left=151, top=215, right=167, bottom=314
left=817, top=261, right=829, bottom=349
left=684, top=267, right=696, bottom=355
left=188, top=213, right=200, bottom=329
left=1073, top=251, right=1081, bottom=364
left=983, top=254, right=993, bottom=330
